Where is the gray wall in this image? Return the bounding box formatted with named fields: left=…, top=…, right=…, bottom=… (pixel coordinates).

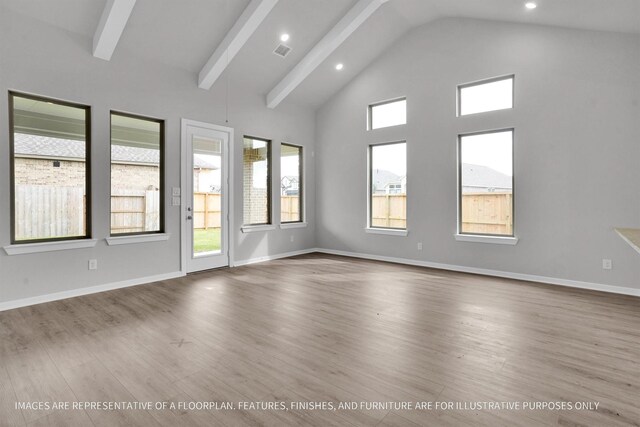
left=316, top=18, right=640, bottom=289
left=0, top=8, right=316, bottom=304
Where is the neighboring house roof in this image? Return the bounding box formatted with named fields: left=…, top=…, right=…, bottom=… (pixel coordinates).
left=282, top=176, right=299, bottom=186
left=372, top=169, right=402, bottom=191
left=462, top=163, right=512, bottom=189
left=14, top=133, right=218, bottom=169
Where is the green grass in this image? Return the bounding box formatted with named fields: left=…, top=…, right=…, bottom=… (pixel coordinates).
left=193, top=228, right=221, bottom=253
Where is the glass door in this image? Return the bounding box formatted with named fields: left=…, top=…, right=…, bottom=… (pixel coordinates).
left=184, top=122, right=230, bottom=272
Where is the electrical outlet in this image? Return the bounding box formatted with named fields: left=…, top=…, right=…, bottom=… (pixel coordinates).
left=602, top=259, right=612, bottom=270
left=172, top=187, right=181, bottom=196
left=88, top=259, right=98, bottom=270
left=290, top=235, right=294, bottom=243
left=172, top=196, right=181, bottom=206
left=417, top=242, right=423, bottom=251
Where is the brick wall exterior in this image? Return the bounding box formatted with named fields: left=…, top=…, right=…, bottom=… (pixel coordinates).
left=111, top=163, right=160, bottom=191
left=15, top=158, right=86, bottom=187
left=14, top=158, right=159, bottom=191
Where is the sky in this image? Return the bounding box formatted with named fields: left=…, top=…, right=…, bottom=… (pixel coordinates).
left=460, top=131, right=513, bottom=176
left=372, top=142, right=407, bottom=176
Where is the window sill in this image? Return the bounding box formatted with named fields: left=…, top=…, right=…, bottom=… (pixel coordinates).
left=106, top=233, right=170, bottom=246
left=241, top=225, right=276, bottom=233
left=455, top=234, right=518, bottom=245
left=4, top=239, right=98, bottom=256
left=280, top=222, right=307, bottom=229
left=366, top=227, right=408, bottom=237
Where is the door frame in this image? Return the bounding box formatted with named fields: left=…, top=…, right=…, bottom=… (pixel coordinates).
left=180, top=119, right=235, bottom=274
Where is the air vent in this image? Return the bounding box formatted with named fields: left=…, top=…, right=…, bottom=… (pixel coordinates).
left=273, top=44, right=291, bottom=58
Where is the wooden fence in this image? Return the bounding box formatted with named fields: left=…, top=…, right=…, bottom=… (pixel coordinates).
left=111, top=189, right=160, bottom=234
left=281, top=196, right=300, bottom=222
left=371, top=194, right=407, bottom=229
left=15, top=185, right=85, bottom=240
left=16, top=188, right=512, bottom=239
left=460, top=192, right=513, bottom=235
left=193, top=192, right=221, bottom=230
left=372, top=192, right=513, bottom=234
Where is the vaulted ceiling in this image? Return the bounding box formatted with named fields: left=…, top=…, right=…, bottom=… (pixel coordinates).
left=2, top=0, right=638, bottom=109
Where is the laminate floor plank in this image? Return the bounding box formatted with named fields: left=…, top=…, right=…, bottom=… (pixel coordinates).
left=0, top=253, right=639, bottom=426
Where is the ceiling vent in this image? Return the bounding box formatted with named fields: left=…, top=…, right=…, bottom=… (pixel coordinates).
left=273, top=44, right=292, bottom=58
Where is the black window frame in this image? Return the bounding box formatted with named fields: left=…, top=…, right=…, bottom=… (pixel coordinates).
left=242, top=136, right=272, bottom=226
left=109, top=110, right=165, bottom=237
left=9, top=91, right=92, bottom=244
left=280, top=142, right=303, bottom=224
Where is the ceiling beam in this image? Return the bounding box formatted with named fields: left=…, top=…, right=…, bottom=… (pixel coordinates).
left=266, top=0, right=389, bottom=109
left=198, top=0, right=280, bottom=90
left=93, top=0, right=137, bottom=61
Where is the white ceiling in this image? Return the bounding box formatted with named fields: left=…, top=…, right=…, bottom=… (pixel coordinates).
left=3, top=0, right=639, bottom=109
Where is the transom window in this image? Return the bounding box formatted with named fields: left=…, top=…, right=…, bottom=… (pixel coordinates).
left=458, top=75, right=514, bottom=116
left=368, top=98, right=406, bottom=130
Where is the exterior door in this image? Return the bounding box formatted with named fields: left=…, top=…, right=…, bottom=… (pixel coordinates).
left=182, top=120, right=232, bottom=272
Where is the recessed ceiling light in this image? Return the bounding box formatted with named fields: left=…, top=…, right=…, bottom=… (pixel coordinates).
left=525, top=2, right=537, bottom=9
left=280, top=33, right=290, bottom=42
left=335, top=63, right=344, bottom=71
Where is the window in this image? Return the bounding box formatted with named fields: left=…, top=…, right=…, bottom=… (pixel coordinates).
left=458, top=75, right=514, bottom=116
left=110, top=112, right=164, bottom=235
left=9, top=92, right=91, bottom=243
left=281, top=144, right=302, bottom=223
left=368, top=98, right=406, bottom=130
left=243, top=136, right=271, bottom=225
left=369, top=142, right=407, bottom=230
left=459, top=129, right=514, bottom=236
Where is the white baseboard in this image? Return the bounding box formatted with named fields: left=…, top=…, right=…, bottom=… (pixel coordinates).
left=0, top=271, right=185, bottom=312
left=233, top=248, right=318, bottom=267
left=315, top=248, right=640, bottom=298
left=3, top=247, right=636, bottom=312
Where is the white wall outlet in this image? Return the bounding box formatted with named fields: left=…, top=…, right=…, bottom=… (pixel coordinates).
left=290, top=235, right=294, bottom=243
left=417, top=242, right=423, bottom=251
left=88, top=259, right=98, bottom=270
left=602, top=259, right=612, bottom=270
left=172, top=187, right=181, bottom=196
left=172, top=196, right=181, bottom=206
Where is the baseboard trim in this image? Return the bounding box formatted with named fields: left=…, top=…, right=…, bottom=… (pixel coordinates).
left=315, top=248, right=640, bottom=298
left=233, top=248, right=318, bottom=267
left=0, top=271, right=185, bottom=312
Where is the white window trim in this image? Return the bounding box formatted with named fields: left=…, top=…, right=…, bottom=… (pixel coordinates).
left=366, top=227, right=408, bottom=237
left=280, top=222, right=307, bottom=229
left=455, top=234, right=518, bottom=245
left=241, top=224, right=276, bottom=233
left=4, top=239, right=98, bottom=255
left=106, top=233, right=170, bottom=246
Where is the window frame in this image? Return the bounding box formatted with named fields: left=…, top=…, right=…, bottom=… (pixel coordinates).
left=457, top=74, right=515, bottom=117
left=9, top=91, right=92, bottom=245
left=368, top=140, right=407, bottom=231
left=109, top=110, right=165, bottom=237
left=242, top=135, right=272, bottom=227
left=280, top=142, right=303, bottom=224
left=457, top=128, right=515, bottom=238
left=367, top=97, right=407, bottom=131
